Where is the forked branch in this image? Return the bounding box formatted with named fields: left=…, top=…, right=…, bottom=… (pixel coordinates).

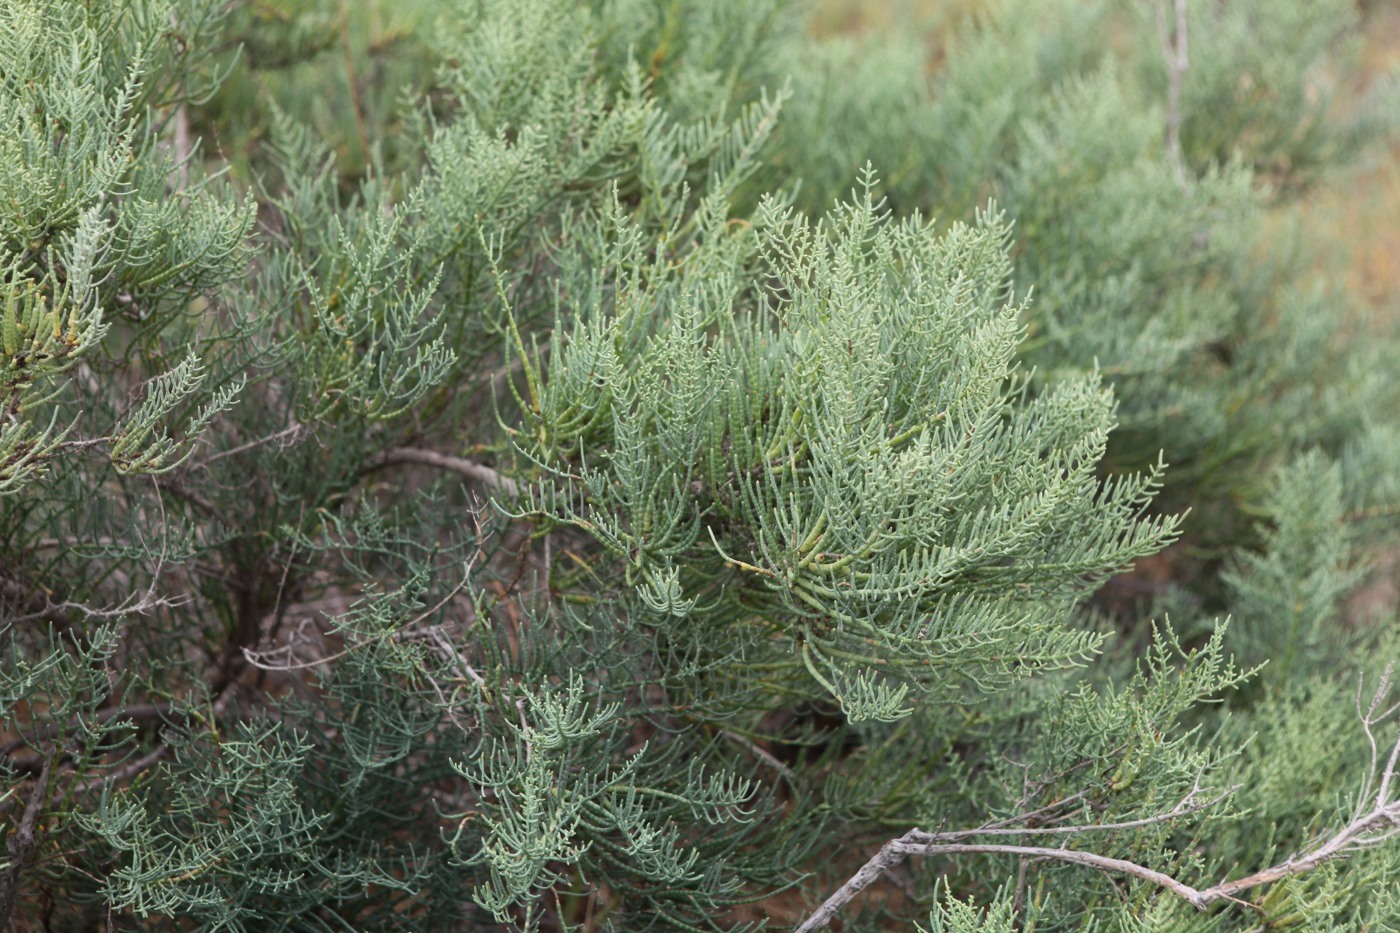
left=799, top=669, right=1400, bottom=930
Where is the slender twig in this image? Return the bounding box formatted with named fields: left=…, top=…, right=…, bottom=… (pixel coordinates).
left=924, top=786, right=1222, bottom=841
left=1011, top=767, right=1034, bottom=922
left=340, top=0, right=371, bottom=159
left=799, top=835, right=1209, bottom=933
left=0, top=755, right=51, bottom=928
left=365, top=446, right=520, bottom=497
left=801, top=674, right=1400, bottom=931
left=1156, top=0, right=1190, bottom=191
left=155, top=473, right=234, bottom=527
left=31, top=535, right=119, bottom=551
left=1357, top=665, right=1400, bottom=810
left=242, top=563, right=474, bottom=672
left=0, top=579, right=181, bottom=627
left=1012, top=851, right=1030, bottom=921
left=0, top=703, right=176, bottom=760
left=421, top=625, right=486, bottom=687
left=265, top=516, right=303, bottom=646
left=719, top=730, right=797, bottom=785
left=170, top=11, right=190, bottom=191
left=796, top=783, right=1225, bottom=931
left=980, top=788, right=1091, bottom=833
left=910, top=842, right=1206, bottom=898
left=194, top=423, right=305, bottom=468
left=71, top=745, right=168, bottom=798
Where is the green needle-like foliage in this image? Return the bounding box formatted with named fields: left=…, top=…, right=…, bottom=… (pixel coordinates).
left=2, top=0, right=1398, bottom=930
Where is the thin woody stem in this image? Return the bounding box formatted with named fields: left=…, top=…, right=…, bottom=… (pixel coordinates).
left=801, top=700, right=1400, bottom=930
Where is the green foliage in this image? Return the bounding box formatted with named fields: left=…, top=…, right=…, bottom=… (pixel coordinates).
left=1220, top=452, right=1366, bottom=677
left=2, top=0, right=1398, bottom=930
left=919, top=882, right=1017, bottom=933
left=519, top=183, right=1179, bottom=724
left=768, top=0, right=1400, bottom=539
left=90, top=722, right=400, bottom=929
left=0, top=0, right=254, bottom=491
left=1130, top=0, right=1390, bottom=190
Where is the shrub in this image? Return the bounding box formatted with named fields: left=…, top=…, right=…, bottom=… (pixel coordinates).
left=2, top=1, right=1398, bottom=930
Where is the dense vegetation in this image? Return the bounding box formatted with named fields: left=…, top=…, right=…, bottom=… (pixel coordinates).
left=3, top=0, right=1399, bottom=929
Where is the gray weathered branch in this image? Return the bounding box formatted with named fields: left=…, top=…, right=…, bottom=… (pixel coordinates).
left=799, top=670, right=1400, bottom=930
left=365, top=447, right=520, bottom=498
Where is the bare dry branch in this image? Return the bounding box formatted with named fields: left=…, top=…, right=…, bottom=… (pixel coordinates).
left=194, top=423, right=306, bottom=469
left=1156, top=0, right=1190, bottom=191
left=720, top=730, right=797, bottom=785
left=365, top=447, right=520, bottom=498
left=0, top=754, right=50, bottom=928
left=169, top=11, right=190, bottom=191
left=796, top=783, right=1227, bottom=932
left=801, top=675, right=1400, bottom=930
